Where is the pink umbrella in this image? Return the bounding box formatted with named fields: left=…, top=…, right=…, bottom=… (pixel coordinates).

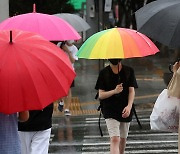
left=0, top=4, right=81, bottom=41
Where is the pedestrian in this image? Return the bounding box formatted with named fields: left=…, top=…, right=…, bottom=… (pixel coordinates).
left=18, top=103, right=53, bottom=154
left=58, top=116, right=73, bottom=142
left=0, top=111, right=29, bottom=154
left=57, top=40, right=78, bottom=116
left=95, top=59, right=138, bottom=154
left=167, top=60, right=180, bottom=153
left=167, top=60, right=180, bottom=98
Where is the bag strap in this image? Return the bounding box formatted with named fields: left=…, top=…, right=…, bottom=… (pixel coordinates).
left=96, top=92, right=103, bottom=137
left=132, top=104, right=142, bottom=129
left=98, top=106, right=103, bottom=137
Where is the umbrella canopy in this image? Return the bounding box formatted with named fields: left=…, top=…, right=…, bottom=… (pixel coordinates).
left=0, top=8, right=81, bottom=41
left=0, top=29, right=76, bottom=114
left=76, top=28, right=159, bottom=59
left=135, top=0, right=180, bottom=48
left=54, top=13, right=90, bottom=32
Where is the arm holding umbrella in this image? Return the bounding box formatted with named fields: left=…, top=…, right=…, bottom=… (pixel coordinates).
left=99, top=83, right=123, bottom=99
left=61, top=43, right=76, bottom=63
left=98, top=59, right=123, bottom=99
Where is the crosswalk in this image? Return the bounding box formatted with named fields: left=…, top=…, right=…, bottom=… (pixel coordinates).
left=49, top=109, right=178, bottom=154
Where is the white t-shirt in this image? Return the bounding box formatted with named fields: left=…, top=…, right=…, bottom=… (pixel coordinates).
left=57, top=42, right=78, bottom=69
left=65, top=44, right=78, bottom=69
left=57, top=42, right=62, bottom=48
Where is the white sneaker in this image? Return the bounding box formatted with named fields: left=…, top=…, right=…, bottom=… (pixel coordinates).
left=64, top=109, right=71, bottom=116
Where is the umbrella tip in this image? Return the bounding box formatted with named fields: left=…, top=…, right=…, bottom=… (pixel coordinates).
left=33, top=3, right=36, bottom=13
left=9, top=30, right=13, bottom=44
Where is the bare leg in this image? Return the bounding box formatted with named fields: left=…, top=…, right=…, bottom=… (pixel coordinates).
left=64, top=89, right=72, bottom=110
left=110, top=136, right=120, bottom=154
left=119, top=138, right=126, bottom=154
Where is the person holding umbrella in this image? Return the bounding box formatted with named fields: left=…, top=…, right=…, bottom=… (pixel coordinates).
left=18, top=103, right=53, bottom=154
left=0, top=29, right=76, bottom=154
left=167, top=60, right=180, bottom=153
left=95, top=59, right=138, bottom=154
left=57, top=40, right=78, bottom=116
left=167, top=60, right=180, bottom=98
left=76, top=27, right=158, bottom=153
left=0, top=111, right=29, bottom=154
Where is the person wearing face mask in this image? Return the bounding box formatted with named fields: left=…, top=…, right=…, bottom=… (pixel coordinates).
left=95, top=59, right=138, bottom=154
left=57, top=40, right=78, bottom=116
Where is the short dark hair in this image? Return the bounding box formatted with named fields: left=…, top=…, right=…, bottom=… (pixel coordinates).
left=60, top=41, right=66, bottom=48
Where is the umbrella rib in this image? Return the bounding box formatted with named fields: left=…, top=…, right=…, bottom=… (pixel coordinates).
left=135, top=31, right=157, bottom=56
left=15, top=48, right=42, bottom=108
left=0, top=13, right=81, bottom=41
left=135, top=31, right=151, bottom=47
left=0, top=30, right=76, bottom=114
left=77, top=27, right=158, bottom=59
left=13, top=49, right=58, bottom=109
left=48, top=15, right=74, bottom=41
left=24, top=47, right=72, bottom=96
left=169, top=14, right=180, bottom=48
left=136, top=2, right=178, bottom=31
left=136, top=1, right=180, bottom=48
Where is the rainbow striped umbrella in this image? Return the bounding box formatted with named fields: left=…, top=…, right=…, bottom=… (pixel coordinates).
left=77, top=28, right=159, bottom=59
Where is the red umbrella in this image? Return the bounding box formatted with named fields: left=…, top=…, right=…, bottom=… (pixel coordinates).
left=0, top=4, right=81, bottom=41
left=0, top=29, right=76, bottom=114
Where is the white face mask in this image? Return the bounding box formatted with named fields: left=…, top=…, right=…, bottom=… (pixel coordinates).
left=67, top=40, right=74, bottom=44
